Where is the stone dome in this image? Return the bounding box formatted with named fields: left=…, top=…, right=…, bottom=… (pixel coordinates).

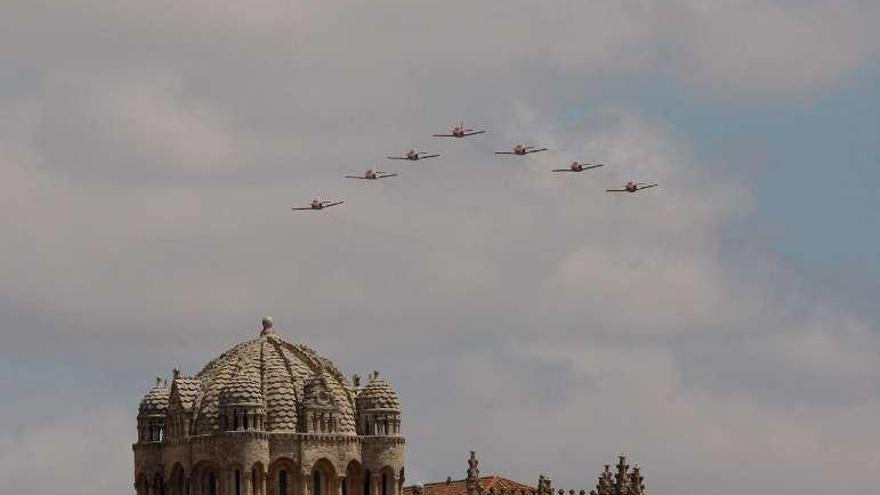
left=139, top=378, right=169, bottom=416
left=356, top=372, right=400, bottom=411
left=218, top=372, right=263, bottom=407
left=189, top=329, right=356, bottom=435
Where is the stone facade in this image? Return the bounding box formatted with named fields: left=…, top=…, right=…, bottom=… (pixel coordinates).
left=134, top=318, right=405, bottom=495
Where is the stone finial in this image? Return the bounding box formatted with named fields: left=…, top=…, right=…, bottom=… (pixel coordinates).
left=173, top=367, right=180, bottom=380
left=155, top=376, right=163, bottom=387
left=446, top=477, right=452, bottom=485
left=466, top=450, right=480, bottom=495
left=591, top=455, right=644, bottom=495
left=260, top=316, right=275, bottom=336
left=372, top=370, right=380, bottom=380
left=352, top=374, right=361, bottom=387
left=467, top=451, right=480, bottom=481
left=537, top=474, right=552, bottom=495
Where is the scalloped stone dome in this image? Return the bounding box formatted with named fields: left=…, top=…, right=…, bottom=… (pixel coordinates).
left=190, top=330, right=356, bottom=435
left=219, top=372, right=263, bottom=407
left=139, top=378, right=170, bottom=416
left=356, top=373, right=400, bottom=411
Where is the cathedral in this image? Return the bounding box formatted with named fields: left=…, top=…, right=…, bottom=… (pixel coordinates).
left=134, top=318, right=645, bottom=495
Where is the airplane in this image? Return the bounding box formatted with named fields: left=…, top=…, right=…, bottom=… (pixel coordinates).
left=495, top=144, right=548, bottom=156
left=292, top=199, right=344, bottom=211
left=345, top=169, right=398, bottom=180
left=433, top=121, right=486, bottom=138
left=387, top=149, right=441, bottom=161
left=552, top=161, right=604, bottom=173
left=606, top=181, right=659, bottom=193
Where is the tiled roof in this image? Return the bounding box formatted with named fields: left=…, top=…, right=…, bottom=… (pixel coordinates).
left=403, top=477, right=535, bottom=495
left=219, top=371, right=263, bottom=406
left=139, top=379, right=170, bottom=416
left=356, top=374, right=400, bottom=411
left=170, top=378, right=202, bottom=411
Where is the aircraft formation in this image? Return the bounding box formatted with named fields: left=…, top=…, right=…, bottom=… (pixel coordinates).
left=292, top=121, right=658, bottom=211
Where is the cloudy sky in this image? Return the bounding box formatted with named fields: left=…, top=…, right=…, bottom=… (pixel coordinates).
left=2, top=1, right=880, bottom=493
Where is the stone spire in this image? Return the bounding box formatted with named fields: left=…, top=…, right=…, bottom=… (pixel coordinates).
left=537, top=474, right=553, bottom=495
left=466, top=451, right=481, bottom=495
left=589, top=456, right=644, bottom=495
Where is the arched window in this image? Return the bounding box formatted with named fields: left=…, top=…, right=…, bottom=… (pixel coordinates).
left=363, top=471, right=371, bottom=495
left=314, top=471, right=322, bottom=495
left=342, top=477, right=348, bottom=495
left=208, top=472, right=217, bottom=495
left=154, top=474, right=165, bottom=495
left=235, top=470, right=241, bottom=495
left=252, top=468, right=258, bottom=495
left=279, top=469, right=288, bottom=495
left=381, top=473, right=388, bottom=495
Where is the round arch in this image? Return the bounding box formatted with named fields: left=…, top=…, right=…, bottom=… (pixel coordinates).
left=311, top=458, right=338, bottom=495
left=168, top=464, right=186, bottom=495
left=345, top=460, right=365, bottom=495
left=191, top=460, right=223, bottom=495
left=153, top=472, right=167, bottom=495
left=268, top=457, right=300, bottom=495
left=378, top=466, right=397, bottom=495
left=228, top=463, right=247, bottom=495
left=250, top=461, right=267, bottom=495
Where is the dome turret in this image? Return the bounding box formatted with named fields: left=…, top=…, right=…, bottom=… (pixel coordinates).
left=219, top=372, right=263, bottom=407
left=218, top=372, right=265, bottom=431
left=356, top=371, right=401, bottom=436
left=139, top=377, right=170, bottom=415
left=137, top=377, right=169, bottom=443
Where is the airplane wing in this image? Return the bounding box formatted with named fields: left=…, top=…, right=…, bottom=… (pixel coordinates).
left=605, top=189, right=628, bottom=192
left=583, top=164, right=604, bottom=170
left=323, top=201, right=344, bottom=208
left=432, top=133, right=455, bottom=137
left=386, top=156, right=408, bottom=160
left=291, top=207, right=314, bottom=210
left=345, top=175, right=368, bottom=179
left=551, top=169, right=573, bottom=172
left=463, top=130, right=486, bottom=136
left=377, top=173, right=398, bottom=179
left=420, top=154, right=441, bottom=159
left=637, top=184, right=659, bottom=190
left=495, top=151, right=516, bottom=155
left=525, top=148, right=548, bottom=154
